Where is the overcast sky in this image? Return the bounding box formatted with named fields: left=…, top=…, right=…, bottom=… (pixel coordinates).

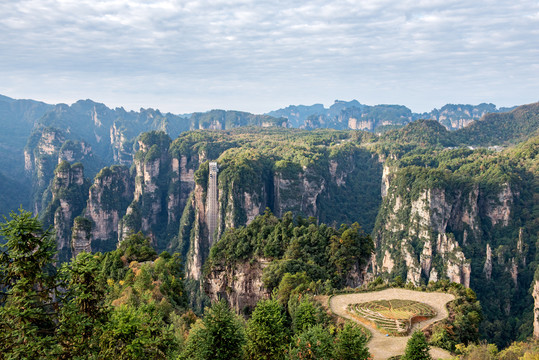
left=1, top=0, right=538, bottom=114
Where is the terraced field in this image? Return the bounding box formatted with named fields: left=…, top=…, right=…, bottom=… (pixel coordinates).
left=329, top=289, right=455, bottom=360
left=348, top=299, right=436, bottom=335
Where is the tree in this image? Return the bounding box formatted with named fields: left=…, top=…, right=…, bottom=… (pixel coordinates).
left=334, top=322, right=370, bottom=360
left=245, top=298, right=289, bottom=360
left=402, top=331, right=432, bottom=360
left=0, top=209, right=58, bottom=358
left=179, top=300, right=245, bottom=360
left=288, top=295, right=329, bottom=335
left=287, top=325, right=334, bottom=360
left=57, top=252, right=108, bottom=359
left=117, top=232, right=157, bottom=263
left=98, top=304, right=176, bottom=360
left=329, top=223, right=374, bottom=287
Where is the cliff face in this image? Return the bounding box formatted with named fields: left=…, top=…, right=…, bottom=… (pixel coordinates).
left=374, top=180, right=517, bottom=287
left=25, top=128, right=96, bottom=214
left=40, top=162, right=90, bottom=262
left=183, top=144, right=382, bottom=281
left=273, top=168, right=325, bottom=218
left=120, top=133, right=172, bottom=249
left=205, top=258, right=271, bottom=314
left=85, top=165, right=133, bottom=251
left=71, top=217, right=92, bottom=258
left=185, top=184, right=210, bottom=280
left=534, top=279, right=539, bottom=338
left=422, top=103, right=498, bottom=130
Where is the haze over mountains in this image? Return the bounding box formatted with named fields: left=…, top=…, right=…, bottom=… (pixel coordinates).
left=0, top=93, right=530, bottom=220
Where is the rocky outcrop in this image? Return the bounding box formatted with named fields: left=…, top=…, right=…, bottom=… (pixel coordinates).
left=534, top=279, right=539, bottom=338
left=185, top=184, right=209, bottom=280
left=381, top=165, right=395, bottom=198
left=110, top=123, right=133, bottom=165
left=274, top=168, right=325, bottom=218
left=205, top=258, right=271, bottom=314
left=120, top=132, right=173, bottom=249
left=85, top=165, right=133, bottom=250
left=484, top=244, right=493, bottom=281
left=374, top=177, right=516, bottom=288
left=183, top=146, right=382, bottom=283
left=25, top=128, right=95, bottom=214
left=71, top=217, right=92, bottom=257
left=419, top=103, right=499, bottom=130
left=486, top=183, right=514, bottom=226
left=41, top=162, right=90, bottom=263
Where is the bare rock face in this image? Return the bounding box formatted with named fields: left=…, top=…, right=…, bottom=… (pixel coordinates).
left=382, top=249, right=395, bottom=273
left=348, top=117, right=374, bottom=131
left=381, top=165, right=394, bottom=198
left=109, top=123, right=133, bottom=165
left=85, top=166, right=133, bottom=249
left=71, top=217, right=92, bottom=257
left=375, top=180, right=506, bottom=287
left=42, top=162, right=89, bottom=263
left=534, top=279, right=539, bottom=338
left=484, top=244, right=493, bottom=281
left=186, top=184, right=209, bottom=281
left=420, top=240, right=433, bottom=276
left=25, top=128, right=95, bottom=214
left=120, top=133, right=172, bottom=248
left=274, top=169, right=325, bottom=218
left=205, top=258, right=271, bottom=314
left=486, top=183, right=514, bottom=226
left=244, top=191, right=264, bottom=225
left=396, top=239, right=421, bottom=286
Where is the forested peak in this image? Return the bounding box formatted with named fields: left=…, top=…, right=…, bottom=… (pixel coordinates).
left=137, top=130, right=171, bottom=150
left=380, top=119, right=453, bottom=147
left=454, top=101, right=539, bottom=146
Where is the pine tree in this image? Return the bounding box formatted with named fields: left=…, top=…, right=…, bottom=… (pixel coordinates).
left=334, top=322, right=370, bottom=360
left=402, top=331, right=432, bottom=360
left=0, top=209, right=58, bottom=359
left=57, top=252, right=108, bottom=359
left=245, top=298, right=289, bottom=360
left=179, top=300, right=246, bottom=360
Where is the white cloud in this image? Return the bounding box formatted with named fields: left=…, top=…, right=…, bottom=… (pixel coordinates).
left=0, top=0, right=538, bottom=113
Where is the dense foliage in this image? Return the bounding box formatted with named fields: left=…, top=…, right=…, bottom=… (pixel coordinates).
left=205, top=210, right=374, bottom=296
left=0, top=210, right=188, bottom=359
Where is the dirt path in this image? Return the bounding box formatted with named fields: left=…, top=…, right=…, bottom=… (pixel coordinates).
left=329, top=289, right=455, bottom=360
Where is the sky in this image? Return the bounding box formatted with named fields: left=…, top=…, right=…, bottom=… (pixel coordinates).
left=1, top=0, right=539, bottom=114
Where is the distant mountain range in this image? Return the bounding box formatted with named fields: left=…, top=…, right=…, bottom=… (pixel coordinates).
left=0, top=93, right=523, bottom=216
left=267, top=99, right=516, bottom=131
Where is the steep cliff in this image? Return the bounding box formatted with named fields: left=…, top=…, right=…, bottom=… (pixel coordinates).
left=203, top=211, right=373, bottom=314
left=120, top=132, right=172, bottom=249
left=25, top=127, right=97, bottom=213
left=71, top=216, right=92, bottom=258
left=189, top=110, right=287, bottom=130
left=419, top=103, right=499, bottom=130
left=40, top=161, right=90, bottom=262
left=205, top=257, right=271, bottom=314
left=180, top=135, right=382, bottom=281
left=0, top=95, right=52, bottom=177
left=371, top=131, right=538, bottom=345
left=85, top=165, right=134, bottom=252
